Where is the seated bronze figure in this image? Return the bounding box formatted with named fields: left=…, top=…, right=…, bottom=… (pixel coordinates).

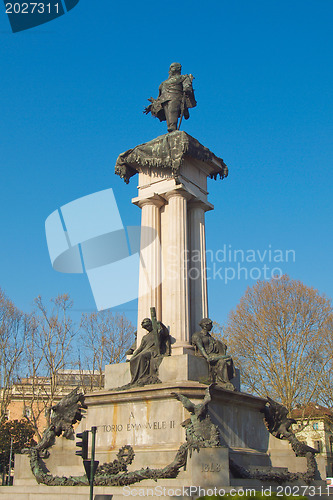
left=192, top=318, right=236, bottom=391
left=129, top=310, right=171, bottom=387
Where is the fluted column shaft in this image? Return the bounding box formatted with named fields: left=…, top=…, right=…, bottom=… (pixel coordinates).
left=163, top=190, right=191, bottom=353
left=188, top=202, right=208, bottom=336
left=137, top=197, right=163, bottom=344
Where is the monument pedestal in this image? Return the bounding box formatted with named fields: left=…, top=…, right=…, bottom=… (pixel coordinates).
left=10, top=383, right=328, bottom=499
left=105, top=354, right=240, bottom=390
left=80, top=383, right=269, bottom=469
left=13, top=383, right=271, bottom=483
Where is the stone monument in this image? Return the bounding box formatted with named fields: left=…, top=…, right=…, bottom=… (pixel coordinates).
left=6, top=64, right=329, bottom=500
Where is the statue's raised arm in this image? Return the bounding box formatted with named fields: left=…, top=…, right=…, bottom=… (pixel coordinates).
left=144, top=62, right=196, bottom=133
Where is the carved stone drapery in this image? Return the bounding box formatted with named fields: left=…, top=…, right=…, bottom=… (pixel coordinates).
left=115, top=131, right=228, bottom=184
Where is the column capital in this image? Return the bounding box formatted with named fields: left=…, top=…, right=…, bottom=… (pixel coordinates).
left=188, top=199, right=214, bottom=212
left=164, top=188, right=192, bottom=202
left=133, top=194, right=165, bottom=209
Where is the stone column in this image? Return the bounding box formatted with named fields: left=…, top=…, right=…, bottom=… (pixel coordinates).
left=188, top=201, right=208, bottom=336
left=136, top=196, right=164, bottom=344
left=163, top=189, right=192, bottom=354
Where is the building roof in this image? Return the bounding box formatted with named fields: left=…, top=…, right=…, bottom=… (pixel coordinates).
left=291, top=403, right=333, bottom=420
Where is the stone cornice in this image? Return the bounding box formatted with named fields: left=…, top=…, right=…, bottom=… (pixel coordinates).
left=84, top=382, right=266, bottom=409
left=115, top=131, right=228, bottom=184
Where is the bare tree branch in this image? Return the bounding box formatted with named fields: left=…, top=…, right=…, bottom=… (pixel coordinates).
left=17, top=295, right=79, bottom=439
left=0, top=288, right=27, bottom=420
left=220, top=275, right=333, bottom=410
left=79, top=310, right=135, bottom=391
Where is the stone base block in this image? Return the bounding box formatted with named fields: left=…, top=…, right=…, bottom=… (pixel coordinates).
left=42, top=383, right=269, bottom=472
left=13, top=454, right=37, bottom=486
left=187, top=446, right=229, bottom=488
left=105, top=354, right=240, bottom=391
left=159, top=354, right=209, bottom=385
left=105, top=361, right=131, bottom=389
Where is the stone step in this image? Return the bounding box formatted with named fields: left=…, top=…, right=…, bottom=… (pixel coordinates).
left=248, top=465, right=289, bottom=473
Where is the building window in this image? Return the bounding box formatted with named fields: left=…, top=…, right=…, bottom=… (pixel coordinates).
left=24, top=407, right=31, bottom=418
left=314, top=440, right=322, bottom=452
left=313, top=422, right=319, bottom=430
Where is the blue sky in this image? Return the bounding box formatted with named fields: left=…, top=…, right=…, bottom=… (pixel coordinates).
left=0, top=0, right=332, bottom=328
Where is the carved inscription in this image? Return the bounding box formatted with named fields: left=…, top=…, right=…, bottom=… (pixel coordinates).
left=201, top=463, right=222, bottom=472
left=102, top=420, right=176, bottom=433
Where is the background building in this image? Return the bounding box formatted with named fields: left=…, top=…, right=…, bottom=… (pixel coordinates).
left=292, top=404, right=333, bottom=477
left=4, top=370, right=104, bottom=438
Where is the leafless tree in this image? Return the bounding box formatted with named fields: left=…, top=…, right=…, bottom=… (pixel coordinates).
left=18, top=294, right=79, bottom=439
left=79, top=310, right=135, bottom=391
left=0, top=288, right=27, bottom=421
left=4, top=291, right=135, bottom=438
left=222, top=275, right=333, bottom=410
left=314, top=361, right=333, bottom=408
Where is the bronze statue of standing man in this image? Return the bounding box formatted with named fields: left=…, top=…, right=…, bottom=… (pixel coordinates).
left=144, top=63, right=197, bottom=132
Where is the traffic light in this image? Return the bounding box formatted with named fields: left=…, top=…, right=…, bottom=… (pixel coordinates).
left=75, top=430, right=89, bottom=459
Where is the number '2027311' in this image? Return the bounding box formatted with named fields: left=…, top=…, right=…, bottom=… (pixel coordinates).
left=6, top=3, right=59, bottom=14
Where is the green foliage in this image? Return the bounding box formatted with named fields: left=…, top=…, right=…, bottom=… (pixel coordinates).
left=0, top=419, right=36, bottom=471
